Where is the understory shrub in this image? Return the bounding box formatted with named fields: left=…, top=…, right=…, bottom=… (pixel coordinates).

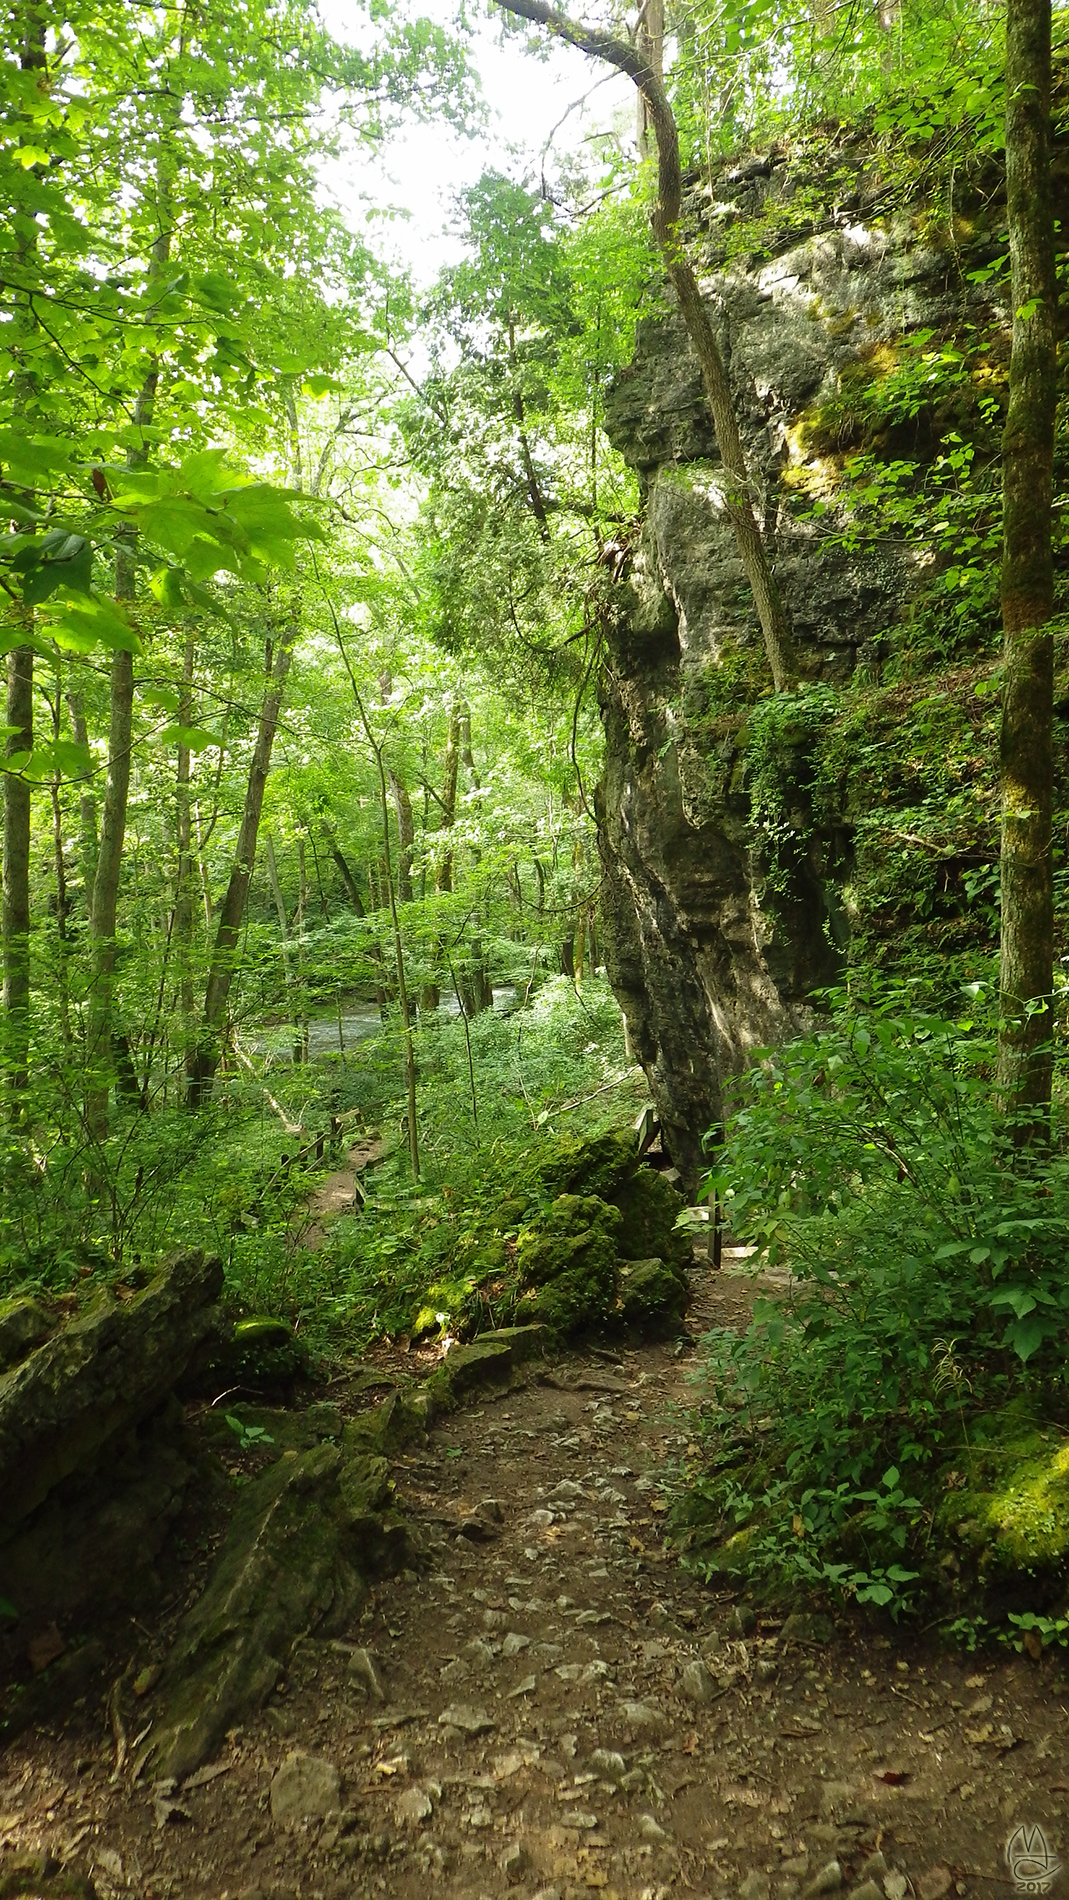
left=677, top=983, right=1069, bottom=1619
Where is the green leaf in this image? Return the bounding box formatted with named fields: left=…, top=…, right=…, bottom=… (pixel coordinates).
left=0, top=431, right=76, bottom=488
left=157, top=724, right=221, bottom=752
left=854, top=1581, right=894, bottom=1606
left=1004, top=1313, right=1049, bottom=1362
left=52, top=739, right=92, bottom=776
left=43, top=595, right=141, bottom=656
left=0, top=1596, right=16, bottom=1621
left=5, top=740, right=90, bottom=781
left=18, top=533, right=93, bottom=604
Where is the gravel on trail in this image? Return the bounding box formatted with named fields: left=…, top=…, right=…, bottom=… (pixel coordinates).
left=0, top=1262, right=1065, bottom=1900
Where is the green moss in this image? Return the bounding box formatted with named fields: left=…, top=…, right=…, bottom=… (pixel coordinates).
left=536, top=1128, right=635, bottom=1201
left=204, top=1313, right=311, bottom=1389
left=614, top=1168, right=689, bottom=1267
left=513, top=1193, right=621, bottom=1333
left=407, top=1131, right=689, bottom=1344
left=617, top=1257, right=689, bottom=1332
left=937, top=1418, right=1069, bottom=1574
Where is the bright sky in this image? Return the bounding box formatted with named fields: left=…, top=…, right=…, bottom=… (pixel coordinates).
left=318, top=0, right=636, bottom=284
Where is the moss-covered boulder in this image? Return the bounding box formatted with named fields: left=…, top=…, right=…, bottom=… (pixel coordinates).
left=414, top=1131, right=691, bottom=1344
left=414, top=1325, right=545, bottom=1422
left=936, top=1411, right=1069, bottom=1581
left=0, top=1297, right=53, bottom=1372
left=617, top=1257, right=689, bottom=1333
left=189, top=1312, right=312, bottom=1393
left=613, top=1168, right=691, bottom=1268
left=0, top=1249, right=223, bottom=1532
left=538, top=1129, right=637, bottom=1201
left=513, top=1194, right=622, bottom=1333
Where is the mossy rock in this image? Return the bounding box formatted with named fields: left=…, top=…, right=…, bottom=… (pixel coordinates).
left=202, top=1400, right=343, bottom=1457
left=420, top=1326, right=546, bottom=1414
left=536, top=1129, right=636, bottom=1202
left=513, top=1194, right=621, bottom=1333
left=342, top=1390, right=425, bottom=1454
left=937, top=1415, right=1069, bottom=1576
left=0, top=1297, right=53, bottom=1372
left=617, top=1257, right=689, bottom=1333
left=613, top=1168, right=689, bottom=1267
left=205, top=1314, right=312, bottom=1389
left=0, top=1857, right=98, bottom=1899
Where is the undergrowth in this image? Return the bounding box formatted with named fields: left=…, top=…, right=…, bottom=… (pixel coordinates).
left=675, top=981, right=1069, bottom=1632
left=0, top=976, right=647, bottom=1357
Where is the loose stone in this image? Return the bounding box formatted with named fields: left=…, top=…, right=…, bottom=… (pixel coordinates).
left=805, top=1861, right=843, bottom=1896
left=438, top=1704, right=496, bottom=1734
left=680, top=1659, right=719, bottom=1704
left=269, top=1752, right=342, bottom=1827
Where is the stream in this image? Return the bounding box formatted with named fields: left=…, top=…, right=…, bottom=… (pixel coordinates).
left=250, top=986, right=519, bottom=1061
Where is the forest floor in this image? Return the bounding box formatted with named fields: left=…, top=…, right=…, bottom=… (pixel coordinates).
left=1, top=1260, right=1066, bottom=1900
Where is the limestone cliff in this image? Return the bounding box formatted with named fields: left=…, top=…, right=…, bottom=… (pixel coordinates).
left=595, top=138, right=1034, bottom=1187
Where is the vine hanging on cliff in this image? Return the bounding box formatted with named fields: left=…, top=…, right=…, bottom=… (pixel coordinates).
left=491, top=0, right=795, bottom=694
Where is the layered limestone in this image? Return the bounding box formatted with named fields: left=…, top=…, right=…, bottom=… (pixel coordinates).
left=596, top=144, right=1017, bottom=1185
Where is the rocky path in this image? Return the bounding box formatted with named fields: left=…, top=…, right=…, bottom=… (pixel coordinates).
left=1, top=1264, right=1066, bottom=1900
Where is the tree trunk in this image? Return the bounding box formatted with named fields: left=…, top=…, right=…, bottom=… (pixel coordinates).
left=635, top=0, right=663, bottom=156
left=296, top=835, right=309, bottom=1061
left=85, top=632, right=137, bottom=1139
left=436, top=704, right=460, bottom=897
left=493, top=0, right=794, bottom=693
left=266, top=835, right=305, bottom=1063
left=187, top=623, right=297, bottom=1107
left=997, top=0, right=1057, bottom=1128
left=67, top=690, right=98, bottom=918
left=388, top=768, right=415, bottom=904
left=86, top=47, right=177, bottom=1136
left=457, top=702, right=492, bottom=1014
left=173, top=635, right=196, bottom=1075
left=3, top=643, right=33, bottom=1108
left=328, top=616, right=420, bottom=1180
left=2, top=3, right=47, bottom=1118
left=422, top=705, right=461, bottom=1013
left=323, top=827, right=389, bottom=1014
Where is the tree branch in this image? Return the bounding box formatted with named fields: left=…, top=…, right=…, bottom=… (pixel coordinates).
left=492, top=0, right=794, bottom=691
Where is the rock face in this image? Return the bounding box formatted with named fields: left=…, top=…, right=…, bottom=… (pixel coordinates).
left=595, top=147, right=1015, bottom=1186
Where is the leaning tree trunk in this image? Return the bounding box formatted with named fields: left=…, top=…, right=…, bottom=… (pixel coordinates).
left=387, top=768, right=415, bottom=905
left=997, top=0, right=1057, bottom=1130
left=2, top=2, right=47, bottom=1121
left=85, top=51, right=179, bottom=1138
left=493, top=0, right=794, bottom=693
left=186, top=622, right=298, bottom=1108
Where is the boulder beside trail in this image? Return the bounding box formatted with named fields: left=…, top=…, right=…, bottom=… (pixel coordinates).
left=144, top=1441, right=411, bottom=1781
left=0, top=1249, right=223, bottom=1532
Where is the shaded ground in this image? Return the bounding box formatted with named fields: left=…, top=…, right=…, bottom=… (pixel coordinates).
left=1, top=1261, right=1065, bottom=1900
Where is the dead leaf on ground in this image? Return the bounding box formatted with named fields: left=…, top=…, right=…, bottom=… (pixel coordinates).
left=182, top=1760, right=232, bottom=1791
left=916, top=1864, right=952, bottom=1900
left=873, top=1769, right=910, bottom=1785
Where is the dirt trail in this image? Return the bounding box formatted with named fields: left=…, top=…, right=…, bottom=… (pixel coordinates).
left=1, top=1263, right=1066, bottom=1900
